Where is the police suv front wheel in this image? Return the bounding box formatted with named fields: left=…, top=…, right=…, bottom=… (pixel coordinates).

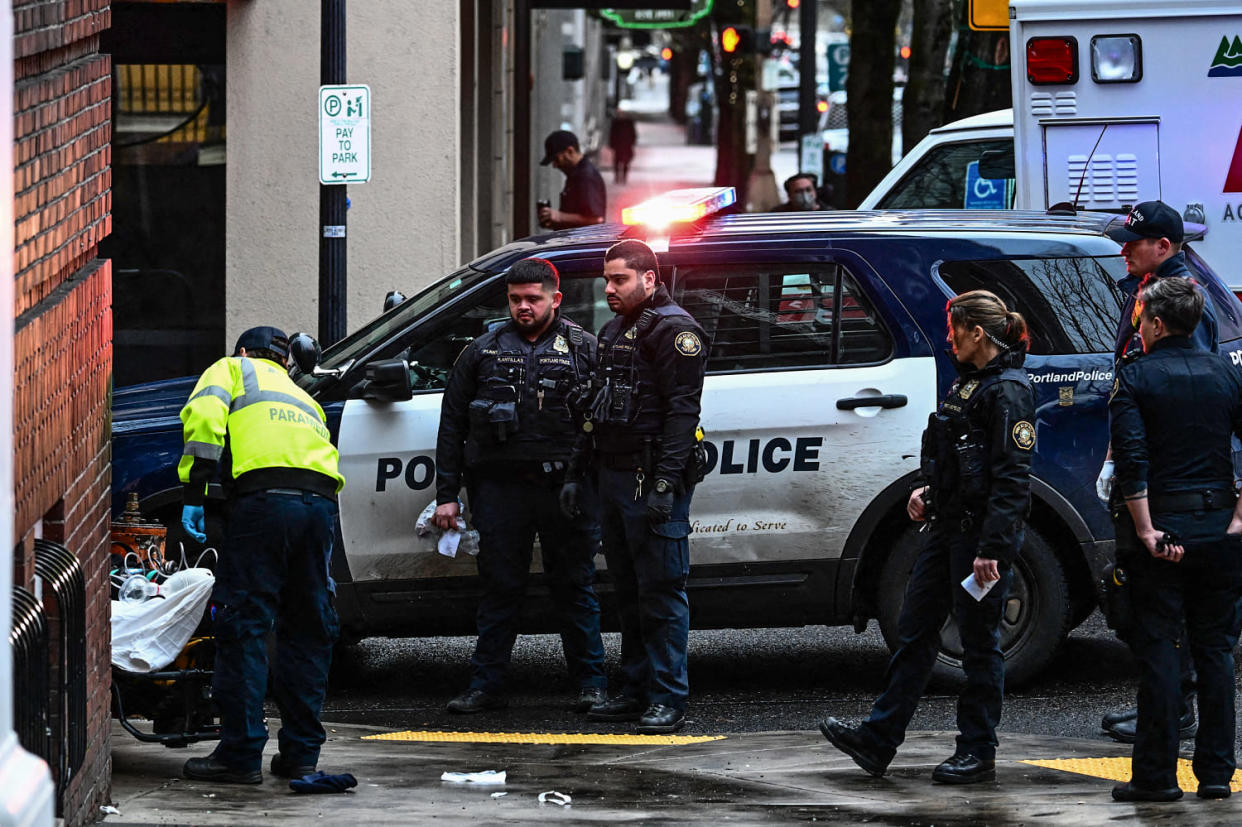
left=876, top=525, right=1071, bottom=689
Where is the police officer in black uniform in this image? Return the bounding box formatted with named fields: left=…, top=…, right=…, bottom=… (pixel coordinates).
left=433, top=257, right=607, bottom=715
left=1108, top=277, right=1242, bottom=803
left=1096, top=201, right=1217, bottom=744
left=820, top=290, right=1035, bottom=785
left=562, top=239, right=707, bottom=734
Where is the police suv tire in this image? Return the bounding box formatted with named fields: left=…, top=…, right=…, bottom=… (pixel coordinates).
left=876, top=525, right=1071, bottom=689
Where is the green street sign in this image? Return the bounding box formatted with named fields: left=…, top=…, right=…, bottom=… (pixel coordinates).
left=827, top=42, right=850, bottom=92
left=601, top=0, right=712, bottom=30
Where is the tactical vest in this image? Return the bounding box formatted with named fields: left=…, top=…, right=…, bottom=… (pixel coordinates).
left=922, top=366, right=1030, bottom=518
left=592, top=304, right=695, bottom=440
left=463, top=319, right=590, bottom=467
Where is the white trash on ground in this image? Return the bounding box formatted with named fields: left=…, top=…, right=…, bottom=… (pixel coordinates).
left=538, top=791, right=572, bottom=805
left=440, top=770, right=507, bottom=784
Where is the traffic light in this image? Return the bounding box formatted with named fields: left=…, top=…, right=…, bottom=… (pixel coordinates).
left=786, top=0, right=800, bottom=8
left=720, top=26, right=772, bottom=56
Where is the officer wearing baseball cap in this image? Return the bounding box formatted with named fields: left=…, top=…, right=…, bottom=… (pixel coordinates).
left=1096, top=200, right=1219, bottom=747
left=179, top=325, right=346, bottom=785
left=538, top=129, right=606, bottom=230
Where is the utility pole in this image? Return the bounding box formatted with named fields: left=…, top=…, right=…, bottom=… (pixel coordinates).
left=745, top=0, right=780, bottom=211
left=320, top=0, right=347, bottom=346
left=796, top=0, right=818, bottom=163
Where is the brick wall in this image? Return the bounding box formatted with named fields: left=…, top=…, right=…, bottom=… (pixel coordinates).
left=12, top=1, right=113, bottom=825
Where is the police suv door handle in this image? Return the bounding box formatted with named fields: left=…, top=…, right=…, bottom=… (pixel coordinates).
left=835, top=394, right=908, bottom=411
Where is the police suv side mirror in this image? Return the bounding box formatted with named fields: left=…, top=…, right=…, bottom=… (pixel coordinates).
left=289, top=332, right=322, bottom=375
left=348, top=358, right=414, bottom=402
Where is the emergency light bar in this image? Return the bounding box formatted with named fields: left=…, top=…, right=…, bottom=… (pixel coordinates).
left=621, top=187, right=737, bottom=227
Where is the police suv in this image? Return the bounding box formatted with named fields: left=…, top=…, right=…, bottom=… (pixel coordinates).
left=111, top=190, right=1242, bottom=685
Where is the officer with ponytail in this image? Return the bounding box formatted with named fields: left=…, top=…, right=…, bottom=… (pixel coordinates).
left=819, top=290, right=1036, bottom=785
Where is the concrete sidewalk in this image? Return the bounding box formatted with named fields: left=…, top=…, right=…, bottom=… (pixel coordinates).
left=600, top=74, right=716, bottom=225
left=106, top=720, right=1242, bottom=824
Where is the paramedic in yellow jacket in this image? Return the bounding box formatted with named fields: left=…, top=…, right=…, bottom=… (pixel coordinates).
left=177, top=326, right=345, bottom=785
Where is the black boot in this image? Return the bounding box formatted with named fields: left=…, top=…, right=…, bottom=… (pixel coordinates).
left=587, top=695, right=644, bottom=722
left=932, top=752, right=996, bottom=784
left=1112, top=782, right=1183, bottom=802
left=637, top=704, right=685, bottom=734
left=1106, top=708, right=1197, bottom=744
left=446, top=688, right=508, bottom=714
left=183, top=755, right=262, bottom=784
left=818, top=717, right=890, bottom=778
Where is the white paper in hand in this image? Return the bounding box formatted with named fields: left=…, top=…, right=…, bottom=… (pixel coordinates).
left=961, top=572, right=999, bottom=602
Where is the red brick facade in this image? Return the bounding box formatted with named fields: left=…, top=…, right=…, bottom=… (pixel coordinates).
left=12, top=1, right=113, bottom=824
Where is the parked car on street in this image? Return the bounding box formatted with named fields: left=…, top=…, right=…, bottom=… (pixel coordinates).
left=111, top=189, right=1242, bottom=685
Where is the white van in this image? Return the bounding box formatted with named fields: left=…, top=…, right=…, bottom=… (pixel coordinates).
left=860, top=0, right=1242, bottom=291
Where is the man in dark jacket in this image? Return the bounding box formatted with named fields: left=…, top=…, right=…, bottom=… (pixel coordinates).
left=1108, top=276, right=1242, bottom=802
left=1097, top=200, right=1216, bottom=744
left=563, top=239, right=707, bottom=734
left=433, top=257, right=607, bottom=715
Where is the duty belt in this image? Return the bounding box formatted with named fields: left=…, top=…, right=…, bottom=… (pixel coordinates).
left=599, top=450, right=646, bottom=470
left=1148, top=488, right=1237, bottom=514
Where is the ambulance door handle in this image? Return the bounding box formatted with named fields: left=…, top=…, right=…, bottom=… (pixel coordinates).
left=836, top=394, right=908, bottom=411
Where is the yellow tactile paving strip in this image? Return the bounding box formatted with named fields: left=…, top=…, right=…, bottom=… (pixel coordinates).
left=1021, top=757, right=1242, bottom=793
left=361, top=730, right=726, bottom=746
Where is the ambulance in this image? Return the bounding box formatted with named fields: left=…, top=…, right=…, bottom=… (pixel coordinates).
left=861, top=0, right=1242, bottom=290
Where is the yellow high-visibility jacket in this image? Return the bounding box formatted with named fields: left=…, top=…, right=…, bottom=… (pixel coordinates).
left=178, top=356, right=344, bottom=505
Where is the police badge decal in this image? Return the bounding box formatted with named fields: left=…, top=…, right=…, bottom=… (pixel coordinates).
left=675, top=331, right=702, bottom=356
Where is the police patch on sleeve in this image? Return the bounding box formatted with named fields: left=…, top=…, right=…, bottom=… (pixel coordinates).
left=1012, top=420, right=1036, bottom=451
left=674, top=331, right=703, bottom=356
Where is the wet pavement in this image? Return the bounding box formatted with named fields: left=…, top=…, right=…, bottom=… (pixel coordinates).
left=106, top=719, right=1242, bottom=825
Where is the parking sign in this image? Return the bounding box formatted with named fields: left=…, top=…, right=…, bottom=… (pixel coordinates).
left=319, top=85, right=371, bottom=185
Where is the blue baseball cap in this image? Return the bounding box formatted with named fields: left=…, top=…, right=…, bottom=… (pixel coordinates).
left=233, top=326, right=289, bottom=359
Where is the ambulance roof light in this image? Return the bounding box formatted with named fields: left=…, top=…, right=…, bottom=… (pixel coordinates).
left=1027, top=36, right=1078, bottom=85
left=621, top=187, right=737, bottom=229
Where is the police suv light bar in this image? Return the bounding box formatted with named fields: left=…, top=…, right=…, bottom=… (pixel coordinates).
left=621, top=187, right=737, bottom=228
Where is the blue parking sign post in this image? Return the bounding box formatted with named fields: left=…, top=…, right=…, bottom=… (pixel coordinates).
left=964, top=160, right=1008, bottom=210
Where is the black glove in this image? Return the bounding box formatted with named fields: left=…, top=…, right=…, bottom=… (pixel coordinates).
left=646, top=479, right=675, bottom=525
left=559, top=481, right=581, bottom=519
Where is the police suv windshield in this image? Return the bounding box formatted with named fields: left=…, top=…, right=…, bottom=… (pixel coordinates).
left=297, top=265, right=492, bottom=391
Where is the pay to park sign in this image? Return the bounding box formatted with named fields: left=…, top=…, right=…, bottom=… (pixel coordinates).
left=319, top=84, right=371, bottom=185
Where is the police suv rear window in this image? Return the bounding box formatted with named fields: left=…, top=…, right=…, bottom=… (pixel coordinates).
left=938, top=257, right=1125, bottom=355
left=676, top=265, right=892, bottom=372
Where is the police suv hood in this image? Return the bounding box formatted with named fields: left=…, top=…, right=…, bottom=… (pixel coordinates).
left=111, top=376, right=196, bottom=431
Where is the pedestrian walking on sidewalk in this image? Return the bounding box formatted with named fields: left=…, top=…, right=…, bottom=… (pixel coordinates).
left=608, top=111, right=637, bottom=184
left=179, top=326, right=345, bottom=785
left=820, top=291, right=1035, bottom=785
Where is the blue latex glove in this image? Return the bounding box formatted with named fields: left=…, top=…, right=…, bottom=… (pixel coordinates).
left=181, top=504, right=206, bottom=543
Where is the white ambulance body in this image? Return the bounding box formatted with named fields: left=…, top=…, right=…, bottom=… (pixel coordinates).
left=862, top=0, right=1242, bottom=287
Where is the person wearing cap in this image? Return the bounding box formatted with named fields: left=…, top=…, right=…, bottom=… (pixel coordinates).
left=1096, top=200, right=1219, bottom=746
left=178, top=326, right=345, bottom=785
left=538, top=129, right=606, bottom=230
left=1107, top=276, right=1242, bottom=802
